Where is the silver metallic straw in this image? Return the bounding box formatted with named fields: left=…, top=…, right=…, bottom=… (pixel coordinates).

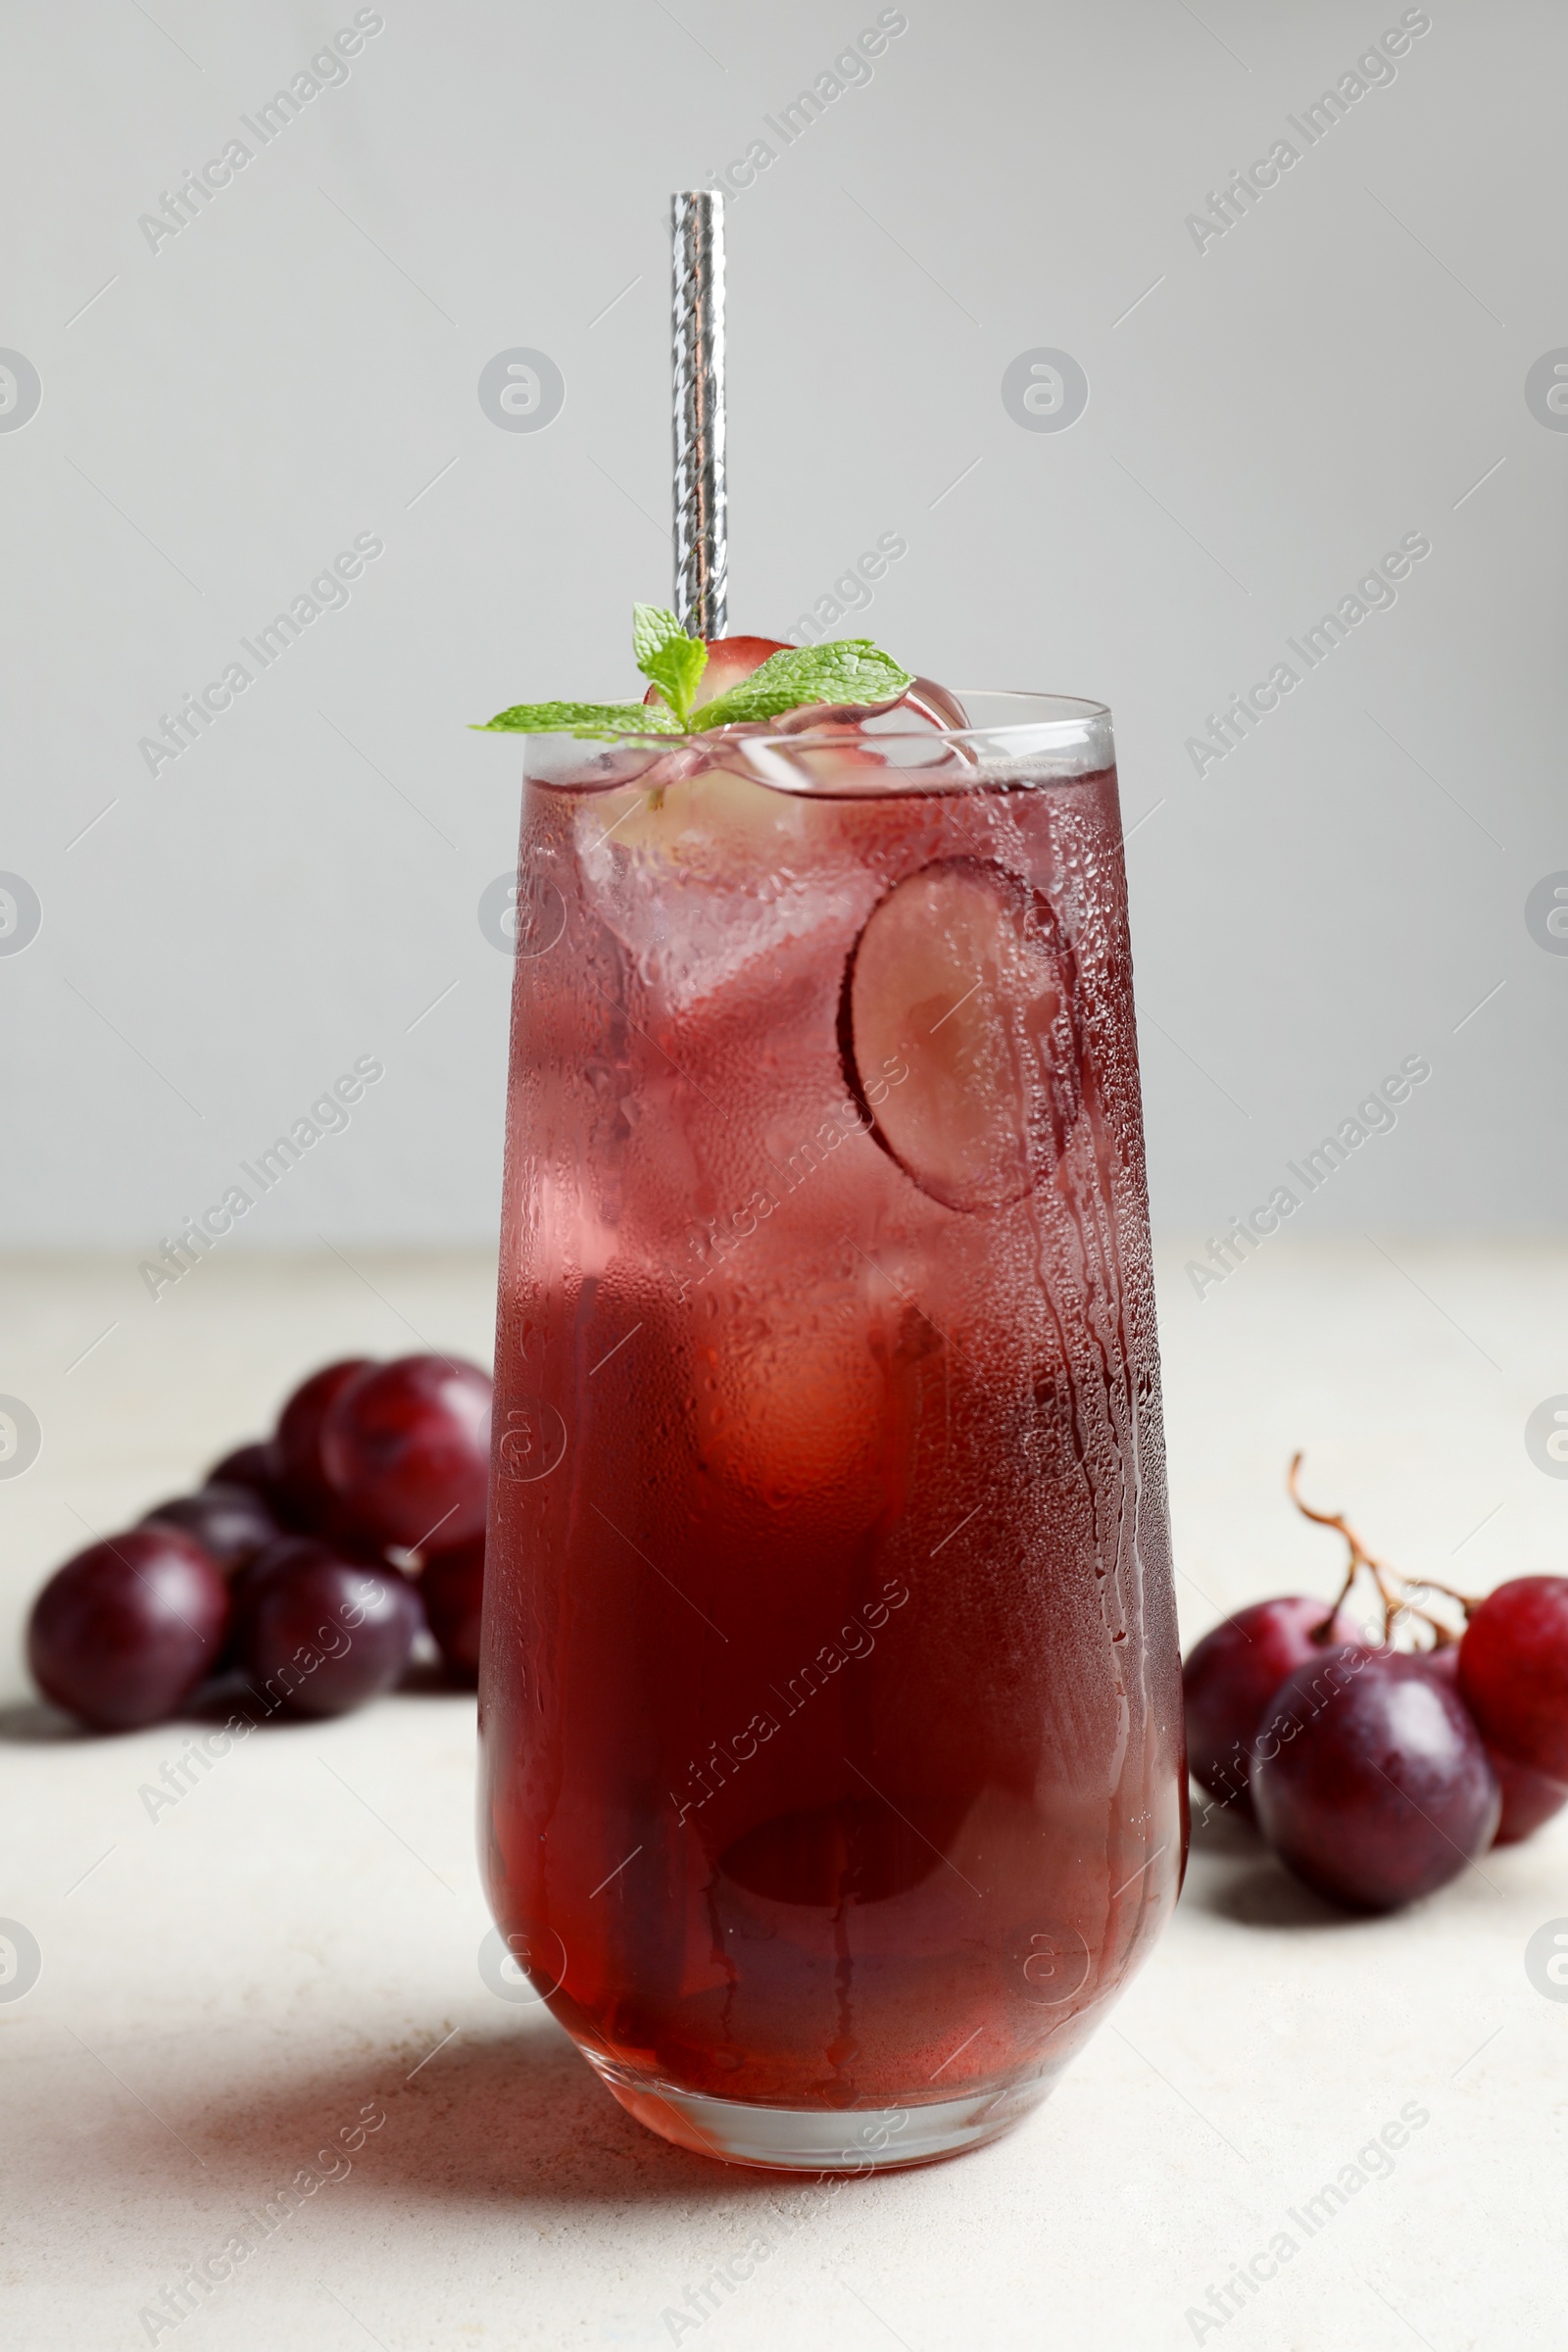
left=670, top=190, right=727, bottom=639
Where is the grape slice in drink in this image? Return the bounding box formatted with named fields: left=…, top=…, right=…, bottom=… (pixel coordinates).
left=844, top=858, right=1082, bottom=1212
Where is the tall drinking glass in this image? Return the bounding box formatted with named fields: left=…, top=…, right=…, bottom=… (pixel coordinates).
left=479, top=696, right=1186, bottom=2170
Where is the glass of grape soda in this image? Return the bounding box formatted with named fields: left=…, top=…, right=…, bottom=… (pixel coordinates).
left=478, top=675, right=1186, bottom=2169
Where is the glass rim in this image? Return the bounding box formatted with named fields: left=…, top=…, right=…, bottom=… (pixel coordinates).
left=751, top=688, right=1110, bottom=752
left=521, top=689, right=1111, bottom=754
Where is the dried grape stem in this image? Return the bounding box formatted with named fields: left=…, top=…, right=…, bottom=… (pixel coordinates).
left=1389, top=1598, right=1453, bottom=1647
left=1288, top=1451, right=1405, bottom=1642
left=1398, top=1572, right=1479, bottom=1617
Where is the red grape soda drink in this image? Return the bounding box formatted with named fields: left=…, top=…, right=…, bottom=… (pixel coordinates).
left=480, top=694, right=1185, bottom=2169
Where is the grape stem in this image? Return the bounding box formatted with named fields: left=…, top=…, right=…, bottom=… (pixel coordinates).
left=1396, top=1572, right=1478, bottom=1619
left=1287, top=1452, right=1459, bottom=1647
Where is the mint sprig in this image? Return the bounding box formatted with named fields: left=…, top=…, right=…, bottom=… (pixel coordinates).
left=472, top=607, right=913, bottom=738
left=631, top=603, right=708, bottom=725
left=471, top=699, right=678, bottom=740
left=689, top=640, right=911, bottom=730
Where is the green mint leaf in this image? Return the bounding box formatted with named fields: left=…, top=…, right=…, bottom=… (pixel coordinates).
left=631, top=603, right=685, bottom=666
left=632, top=602, right=707, bottom=723
left=690, top=640, right=913, bottom=731
left=472, top=615, right=916, bottom=751
left=471, top=700, right=678, bottom=739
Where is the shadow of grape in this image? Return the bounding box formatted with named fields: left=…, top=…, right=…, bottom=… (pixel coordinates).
left=0, top=1671, right=477, bottom=1745
left=0, top=1698, right=88, bottom=1743
left=392, top=1654, right=474, bottom=1700
left=1181, top=1778, right=1368, bottom=1928
left=1186, top=1798, right=1261, bottom=1857
left=1190, top=1857, right=1364, bottom=1931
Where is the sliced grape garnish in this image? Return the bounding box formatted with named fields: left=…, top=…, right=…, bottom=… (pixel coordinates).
left=841, top=858, right=1081, bottom=1213
left=642, top=634, right=791, bottom=714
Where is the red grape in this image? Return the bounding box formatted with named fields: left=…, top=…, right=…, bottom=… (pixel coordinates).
left=1419, top=1642, right=1568, bottom=1845
left=419, top=1537, right=484, bottom=1686
left=1183, top=1596, right=1361, bottom=1819
left=238, top=1541, right=418, bottom=1718
left=27, top=1528, right=229, bottom=1731
left=269, top=1358, right=373, bottom=1529
left=207, top=1442, right=274, bottom=1495
left=1458, top=1576, right=1568, bottom=1781
left=1489, top=1753, right=1568, bottom=1845
left=319, top=1353, right=492, bottom=1551
left=1251, top=1646, right=1500, bottom=1912
left=140, top=1482, right=285, bottom=1575
left=228, top=1534, right=312, bottom=1659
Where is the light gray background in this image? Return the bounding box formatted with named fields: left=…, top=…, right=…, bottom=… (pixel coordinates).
left=3, top=0, right=1563, bottom=1256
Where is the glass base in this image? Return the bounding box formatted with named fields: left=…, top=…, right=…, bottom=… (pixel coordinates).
left=587, top=2055, right=1051, bottom=2171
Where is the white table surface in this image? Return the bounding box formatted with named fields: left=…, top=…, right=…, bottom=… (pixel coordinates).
left=3, top=1240, right=1564, bottom=2351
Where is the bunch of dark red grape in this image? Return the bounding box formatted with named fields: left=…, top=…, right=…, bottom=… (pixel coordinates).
left=26, top=1354, right=492, bottom=1733
left=1184, top=1454, right=1568, bottom=1912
